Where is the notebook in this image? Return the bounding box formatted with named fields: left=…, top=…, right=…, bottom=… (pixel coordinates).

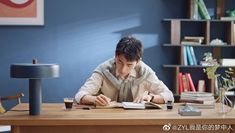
left=95, top=101, right=162, bottom=109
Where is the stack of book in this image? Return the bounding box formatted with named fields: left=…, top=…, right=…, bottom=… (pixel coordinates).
left=180, top=92, right=215, bottom=109
left=181, top=36, right=204, bottom=45
left=220, top=58, right=235, bottom=66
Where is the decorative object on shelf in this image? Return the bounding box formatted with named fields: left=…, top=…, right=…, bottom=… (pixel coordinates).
left=225, top=10, right=235, bottom=17
left=203, top=60, right=235, bottom=115
left=10, top=59, right=60, bottom=115
left=200, top=52, right=218, bottom=66
left=210, top=38, right=227, bottom=45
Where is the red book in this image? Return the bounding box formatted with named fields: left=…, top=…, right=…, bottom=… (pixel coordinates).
left=178, top=72, right=183, bottom=94
left=182, top=74, right=190, bottom=92
left=186, top=73, right=196, bottom=92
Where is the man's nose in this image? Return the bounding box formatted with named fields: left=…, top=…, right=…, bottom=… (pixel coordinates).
left=120, top=65, right=128, bottom=73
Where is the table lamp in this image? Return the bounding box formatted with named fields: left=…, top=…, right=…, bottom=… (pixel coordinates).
left=10, top=59, right=59, bottom=115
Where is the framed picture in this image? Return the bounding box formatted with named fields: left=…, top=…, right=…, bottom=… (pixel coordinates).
left=0, top=0, right=44, bottom=25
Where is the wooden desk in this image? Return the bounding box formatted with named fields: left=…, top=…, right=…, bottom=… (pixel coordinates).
left=0, top=103, right=235, bottom=133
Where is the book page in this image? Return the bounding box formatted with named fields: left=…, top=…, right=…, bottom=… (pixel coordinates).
left=95, top=101, right=123, bottom=109
left=122, top=102, right=145, bottom=109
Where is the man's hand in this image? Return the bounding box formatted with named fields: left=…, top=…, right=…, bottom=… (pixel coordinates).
left=94, top=94, right=111, bottom=106
left=134, top=91, right=152, bottom=103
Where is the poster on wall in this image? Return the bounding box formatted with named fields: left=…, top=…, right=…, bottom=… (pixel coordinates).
left=0, top=0, right=44, bottom=25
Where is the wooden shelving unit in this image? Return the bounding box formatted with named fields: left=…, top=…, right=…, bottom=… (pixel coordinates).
left=162, top=0, right=235, bottom=95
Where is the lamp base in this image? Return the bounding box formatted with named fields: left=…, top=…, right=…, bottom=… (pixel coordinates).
left=29, top=79, right=42, bottom=115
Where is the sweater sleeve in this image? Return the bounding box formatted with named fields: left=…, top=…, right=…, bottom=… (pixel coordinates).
left=75, top=72, right=103, bottom=103
left=146, top=71, right=174, bottom=103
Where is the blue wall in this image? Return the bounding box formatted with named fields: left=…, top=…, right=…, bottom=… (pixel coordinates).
left=0, top=0, right=234, bottom=109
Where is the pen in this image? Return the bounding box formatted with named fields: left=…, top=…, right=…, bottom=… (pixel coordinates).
left=141, top=91, right=149, bottom=103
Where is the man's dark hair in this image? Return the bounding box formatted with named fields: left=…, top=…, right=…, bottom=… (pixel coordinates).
left=115, top=36, right=143, bottom=61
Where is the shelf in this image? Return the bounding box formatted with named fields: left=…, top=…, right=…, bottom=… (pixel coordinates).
left=163, top=18, right=235, bottom=22
left=163, top=65, right=235, bottom=68
left=163, top=44, right=235, bottom=47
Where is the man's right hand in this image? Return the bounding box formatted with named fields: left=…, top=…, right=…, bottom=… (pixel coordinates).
left=94, top=94, right=111, bottom=106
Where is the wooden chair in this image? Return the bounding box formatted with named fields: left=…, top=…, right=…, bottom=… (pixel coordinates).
left=0, top=93, right=24, bottom=132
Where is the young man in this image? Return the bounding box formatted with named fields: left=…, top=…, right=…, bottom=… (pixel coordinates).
left=75, top=36, right=174, bottom=106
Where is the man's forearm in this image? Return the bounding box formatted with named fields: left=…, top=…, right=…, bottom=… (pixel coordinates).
left=151, top=95, right=165, bottom=104
left=80, top=95, right=96, bottom=105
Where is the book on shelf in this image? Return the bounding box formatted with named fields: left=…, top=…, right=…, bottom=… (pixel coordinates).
left=184, top=36, right=204, bottom=40
left=197, top=0, right=211, bottom=20
left=179, top=99, right=214, bottom=105
left=181, top=36, right=204, bottom=45
left=197, top=80, right=206, bottom=92
left=96, top=101, right=162, bottom=109
left=181, top=103, right=215, bottom=109
left=189, top=46, right=197, bottom=65
left=189, top=0, right=199, bottom=20
left=186, top=46, right=194, bottom=65
left=184, top=36, right=204, bottom=44
left=181, top=41, right=201, bottom=45
left=178, top=72, right=183, bottom=94
left=182, top=74, right=190, bottom=92
left=181, top=91, right=213, bottom=97
left=220, top=16, right=235, bottom=20
left=183, top=46, right=188, bottom=66
left=186, top=73, right=196, bottom=92
left=225, top=91, right=235, bottom=96
left=219, top=58, right=235, bottom=66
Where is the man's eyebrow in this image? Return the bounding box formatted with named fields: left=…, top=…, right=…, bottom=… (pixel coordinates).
left=118, top=58, right=123, bottom=63
left=127, top=63, right=134, bottom=65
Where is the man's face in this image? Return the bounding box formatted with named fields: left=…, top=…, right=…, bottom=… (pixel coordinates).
left=115, top=54, right=138, bottom=78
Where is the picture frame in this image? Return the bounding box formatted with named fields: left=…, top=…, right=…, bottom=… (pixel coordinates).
left=0, top=0, right=44, bottom=25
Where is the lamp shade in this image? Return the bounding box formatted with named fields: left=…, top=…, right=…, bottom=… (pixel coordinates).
left=10, top=63, right=59, bottom=79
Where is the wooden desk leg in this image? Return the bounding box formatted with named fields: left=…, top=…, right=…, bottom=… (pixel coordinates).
left=11, top=126, right=20, bottom=133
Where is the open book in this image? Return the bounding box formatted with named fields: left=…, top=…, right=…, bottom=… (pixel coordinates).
left=96, top=101, right=162, bottom=109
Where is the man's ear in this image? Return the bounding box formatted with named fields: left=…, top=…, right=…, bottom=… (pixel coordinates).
left=115, top=53, right=118, bottom=58
left=137, top=58, right=142, bottom=63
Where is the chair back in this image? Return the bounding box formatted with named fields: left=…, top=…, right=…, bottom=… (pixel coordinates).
left=0, top=93, right=24, bottom=113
